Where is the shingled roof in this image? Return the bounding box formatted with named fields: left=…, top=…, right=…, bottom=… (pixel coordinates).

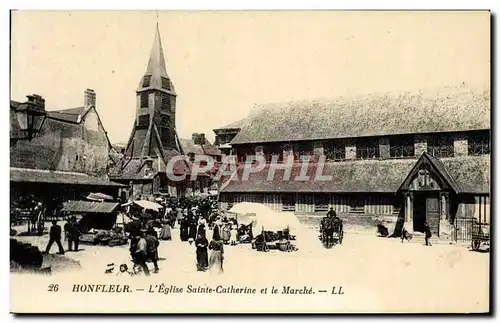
left=214, top=118, right=247, bottom=132
left=230, top=83, right=490, bottom=145
left=179, top=138, right=221, bottom=156
left=220, top=155, right=489, bottom=194
left=47, top=107, right=88, bottom=123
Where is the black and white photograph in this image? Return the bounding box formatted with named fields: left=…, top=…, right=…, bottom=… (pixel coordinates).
left=8, top=9, right=491, bottom=314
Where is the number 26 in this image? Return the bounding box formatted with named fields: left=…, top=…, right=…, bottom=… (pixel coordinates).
left=47, top=284, right=59, bottom=292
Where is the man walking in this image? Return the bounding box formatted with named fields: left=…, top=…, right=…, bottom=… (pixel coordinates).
left=145, top=229, right=160, bottom=274
left=45, top=220, right=65, bottom=255
left=424, top=222, right=432, bottom=246
left=67, top=217, right=81, bottom=252
left=133, top=231, right=150, bottom=276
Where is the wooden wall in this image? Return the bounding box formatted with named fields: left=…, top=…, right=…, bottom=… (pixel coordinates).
left=456, top=194, right=490, bottom=224
left=219, top=192, right=400, bottom=216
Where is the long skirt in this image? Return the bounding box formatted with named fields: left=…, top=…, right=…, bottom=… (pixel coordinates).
left=230, top=229, right=238, bottom=244
left=188, top=225, right=197, bottom=240
left=196, top=248, right=208, bottom=270
left=209, top=250, right=223, bottom=274
left=180, top=226, right=189, bottom=241
left=160, top=224, right=172, bottom=240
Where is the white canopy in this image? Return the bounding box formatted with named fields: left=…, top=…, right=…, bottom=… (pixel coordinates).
left=228, top=202, right=301, bottom=235
left=133, top=200, right=163, bottom=211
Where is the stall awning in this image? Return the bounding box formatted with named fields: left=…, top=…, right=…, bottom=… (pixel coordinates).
left=61, top=200, right=120, bottom=214
left=133, top=200, right=163, bottom=211
left=86, top=192, right=114, bottom=201
left=10, top=167, right=125, bottom=187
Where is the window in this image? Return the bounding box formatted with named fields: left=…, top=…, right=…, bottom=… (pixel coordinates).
left=350, top=197, right=365, bottom=213
left=294, top=141, right=314, bottom=161
left=324, top=141, right=346, bottom=161
left=161, top=93, right=171, bottom=111
left=390, top=136, right=415, bottom=158
left=161, top=128, right=174, bottom=147
left=427, top=135, right=454, bottom=158
left=356, top=138, right=380, bottom=159
left=468, top=132, right=490, bottom=156
left=160, top=114, right=171, bottom=127
left=161, top=77, right=170, bottom=90
left=282, top=194, right=296, bottom=211
left=264, top=145, right=283, bottom=163
left=140, top=93, right=149, bottom=108
left=142, top=75, right=152, bottom=87
left=137, top=115, right=150, bottom=128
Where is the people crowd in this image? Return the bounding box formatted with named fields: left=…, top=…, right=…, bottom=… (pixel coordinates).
left=125, top=196, right=251, bottom=276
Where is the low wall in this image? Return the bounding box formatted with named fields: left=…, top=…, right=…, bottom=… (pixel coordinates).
left=296, top=213, right=400, bottom=234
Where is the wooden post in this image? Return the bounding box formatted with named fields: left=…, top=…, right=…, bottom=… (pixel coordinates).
left=405, top=192, right=414, bottom=233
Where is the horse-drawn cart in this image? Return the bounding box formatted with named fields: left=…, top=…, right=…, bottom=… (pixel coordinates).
left=471, top=221, right=489, bottom=251
left=320, top=217, right=344, bottom=248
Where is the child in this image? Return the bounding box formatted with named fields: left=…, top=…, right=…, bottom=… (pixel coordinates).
left=230, top=223, right=238, bottom=246
left=116, top=264, right=133, bottom=276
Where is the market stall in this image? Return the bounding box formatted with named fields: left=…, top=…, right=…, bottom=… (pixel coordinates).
left=228, top=202, right=301, bottom=251
left=61, top=200, right=127, bottom=246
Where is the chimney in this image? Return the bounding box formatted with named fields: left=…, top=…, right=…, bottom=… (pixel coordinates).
left=192, top=133, right=206, bottom=145
left=27, top=94, right=45, bottom=109
left=84, top=89, right=96, bottom=108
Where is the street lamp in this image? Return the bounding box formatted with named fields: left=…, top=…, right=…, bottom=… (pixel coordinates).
left=10, top=94, right=47, bottom=146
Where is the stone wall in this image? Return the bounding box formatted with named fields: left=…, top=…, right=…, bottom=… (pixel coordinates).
left=10, top=109, right=111, bottom=179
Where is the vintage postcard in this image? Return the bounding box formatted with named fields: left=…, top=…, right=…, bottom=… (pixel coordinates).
left=9, top=10, right=490, bottom=314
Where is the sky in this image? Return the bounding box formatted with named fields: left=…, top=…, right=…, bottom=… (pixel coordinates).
left=10, top=10, right=490, bottom=145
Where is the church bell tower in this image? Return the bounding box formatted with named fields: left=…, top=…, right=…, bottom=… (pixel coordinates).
left=125, top=23, right=180, bottom=159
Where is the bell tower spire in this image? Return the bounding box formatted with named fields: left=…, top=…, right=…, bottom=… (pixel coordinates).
left=123, top=23, right=180, bottom=161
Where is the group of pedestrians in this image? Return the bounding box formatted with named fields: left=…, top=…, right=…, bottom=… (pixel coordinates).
left=44, top=217, right=81, bottom=255
left=129, top=228, right=160, bottom=276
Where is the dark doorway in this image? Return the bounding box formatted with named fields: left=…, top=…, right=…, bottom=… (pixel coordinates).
left=413, top=192, right=440, bottom=235
left=413, top=193, right=426, bottom=233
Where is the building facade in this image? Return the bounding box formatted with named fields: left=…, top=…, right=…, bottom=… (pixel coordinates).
left=108, top=25, right=215, bottom=200
left=10, top=90, right=124, bottom=212
left=216, top=84, right=490, bottom=240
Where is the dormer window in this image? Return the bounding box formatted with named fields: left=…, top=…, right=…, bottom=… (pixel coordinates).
left=161, top=77, right=170, bottom=90
left=142, top=75, right=152, bottom=88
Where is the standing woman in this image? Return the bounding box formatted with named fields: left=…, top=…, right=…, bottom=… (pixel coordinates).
left=159, top=218, right=172, bottom=241
left=197, top=217, right=207, bottom=239
left=180, top=216, right=189, bottom=242
left=188, top=216, right=198, bottom=241
left=195, top=233, right=209, bottom=271
left=208, top=231, right=224, bottom=275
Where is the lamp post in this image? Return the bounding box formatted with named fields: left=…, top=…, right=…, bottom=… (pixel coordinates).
left=10, top=94, right=47, bottom=146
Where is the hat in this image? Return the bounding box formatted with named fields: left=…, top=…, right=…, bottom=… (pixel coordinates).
left=105, top=263, right=115, bottom=274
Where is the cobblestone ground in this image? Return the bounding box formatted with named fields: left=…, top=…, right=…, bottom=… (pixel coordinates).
left=11, top=225, right=489, bottom=313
